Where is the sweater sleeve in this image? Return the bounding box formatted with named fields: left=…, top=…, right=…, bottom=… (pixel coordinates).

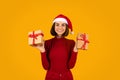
left=40, top=41, right=50, bottom=70
left=68, top=40, right=78, bottom=69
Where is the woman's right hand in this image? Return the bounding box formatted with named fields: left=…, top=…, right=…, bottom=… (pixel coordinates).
left=32, top=41, right=45, bottom=53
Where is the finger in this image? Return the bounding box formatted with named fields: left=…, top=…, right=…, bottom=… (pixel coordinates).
left=38, top=43, right=43, bottom=46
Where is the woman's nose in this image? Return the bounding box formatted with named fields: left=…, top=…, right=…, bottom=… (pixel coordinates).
left=58, top=25, right=62, bottom=29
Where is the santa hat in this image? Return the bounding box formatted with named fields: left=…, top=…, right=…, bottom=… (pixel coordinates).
left=53, top=14, right=74, bottom=34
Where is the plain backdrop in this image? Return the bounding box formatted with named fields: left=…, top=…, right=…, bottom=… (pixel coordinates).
left=0, top=0, right=120, bottom=80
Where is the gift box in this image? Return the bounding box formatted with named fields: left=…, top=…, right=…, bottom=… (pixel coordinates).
left=77, top=33, right=89, bottom=50
left=28, top=30, right=44, bottom=46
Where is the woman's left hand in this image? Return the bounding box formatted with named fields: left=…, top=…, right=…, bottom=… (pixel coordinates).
left=73, top=42, right=78, bottom=52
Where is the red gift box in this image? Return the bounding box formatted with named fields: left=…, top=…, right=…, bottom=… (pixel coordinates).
left=28, top=30, right=44, bottom=46
left=77, top=33, right=89, bottom=50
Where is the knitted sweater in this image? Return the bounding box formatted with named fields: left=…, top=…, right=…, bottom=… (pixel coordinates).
left=41, top=37, right=77, bottom=80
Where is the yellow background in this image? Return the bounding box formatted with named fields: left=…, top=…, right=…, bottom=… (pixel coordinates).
left=0, top=0, right=120, bottom=80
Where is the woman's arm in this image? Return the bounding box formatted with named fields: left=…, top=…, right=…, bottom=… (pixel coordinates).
left=41, top=51, right=50, bottom=70
left=68, top=40, right=78, bottom=69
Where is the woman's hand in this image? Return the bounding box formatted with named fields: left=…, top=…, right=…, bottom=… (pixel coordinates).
left=73, top=42, right=78, bottom=52
left=32, top=41, right=45, bottom=53
left=73, top=33, right=81, bottom=52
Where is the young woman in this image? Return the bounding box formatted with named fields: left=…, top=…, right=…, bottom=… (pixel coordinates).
left=34, top=14, right=78, bottom=80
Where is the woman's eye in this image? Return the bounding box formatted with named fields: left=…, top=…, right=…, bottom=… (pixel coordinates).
left=62, top=24, right=66, bottom=27
left=55, top=23, right=59, bottom=26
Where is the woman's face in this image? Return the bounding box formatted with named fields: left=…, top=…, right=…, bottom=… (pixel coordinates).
left=54, top=21, right=67, bottom=37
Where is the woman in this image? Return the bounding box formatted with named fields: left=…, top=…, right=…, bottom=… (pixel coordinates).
left=34, top=14, right=78, bottom=80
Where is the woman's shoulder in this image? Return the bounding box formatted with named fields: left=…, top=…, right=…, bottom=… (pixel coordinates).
left=65, top=38, right=75, bottom=48
left=65, top=38, right=75, bottom=44
left=45, top=38, right=53, bottom=43
left=45, top=38, right=55, bottom=45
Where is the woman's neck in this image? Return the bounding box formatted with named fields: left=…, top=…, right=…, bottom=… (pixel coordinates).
left=56, top=35, right=63, bottom=38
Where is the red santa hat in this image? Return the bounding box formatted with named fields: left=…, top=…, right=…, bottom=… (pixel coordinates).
left=53, top=14, right=74, bottom=34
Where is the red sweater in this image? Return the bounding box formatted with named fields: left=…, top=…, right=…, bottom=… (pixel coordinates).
left=41, top=37, right=77, bottom=80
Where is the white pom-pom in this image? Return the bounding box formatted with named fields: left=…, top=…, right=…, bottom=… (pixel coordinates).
left=70, top=31, right=74, bottom=34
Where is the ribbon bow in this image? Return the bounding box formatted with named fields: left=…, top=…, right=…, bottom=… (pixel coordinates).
left=77, top=33, right=89, bottom=50
left=28, top=31, right=44, bottom=46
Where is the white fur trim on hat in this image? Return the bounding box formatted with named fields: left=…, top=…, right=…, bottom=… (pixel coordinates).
left=53, top=18, right=68, bottom=24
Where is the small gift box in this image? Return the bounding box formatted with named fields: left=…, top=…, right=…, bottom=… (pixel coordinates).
left=77, top=33, right=89, bottom=50
left=28, top=30, right=44, bottom=46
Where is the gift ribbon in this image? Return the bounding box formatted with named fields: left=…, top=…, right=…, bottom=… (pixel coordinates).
left=28, top=31, right=44, bottom=45
left=77, top=33, right=89, bottom=50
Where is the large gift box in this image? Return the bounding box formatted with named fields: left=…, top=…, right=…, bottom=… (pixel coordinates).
left=28, top=30, right=44, bottom=46
left=77, top=33, right=89, bottom=50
